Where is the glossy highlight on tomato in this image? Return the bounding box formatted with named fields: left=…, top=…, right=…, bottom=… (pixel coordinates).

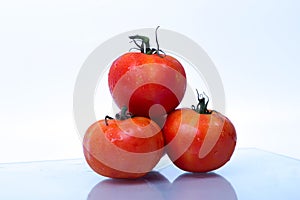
left=108, top=30, right=186, bottom=118
left=162, top=91, right=237, bottom=172
left=83, top=110, right=164, bottom=179
left=83, top=28, right=237, bottom=179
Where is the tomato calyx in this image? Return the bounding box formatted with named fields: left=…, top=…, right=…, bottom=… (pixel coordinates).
left=129, top=26, right=165, bottom=57
left=104, top=106, right=134, bottom=126
left=191, top=89, right=212, bottom=114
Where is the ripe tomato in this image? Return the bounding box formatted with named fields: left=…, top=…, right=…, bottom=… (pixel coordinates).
left=83, top=109, right=164, bottom=179
left=162, top=91, right=237, bottom=172
left=108, top=32, right=186, bottom=118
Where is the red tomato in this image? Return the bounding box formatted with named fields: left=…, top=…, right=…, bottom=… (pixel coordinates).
left=162, top=91, right=237, bottom=172
left=83, top=114, right=164, bottom=179
left=108, top=34, right=186, bottom=118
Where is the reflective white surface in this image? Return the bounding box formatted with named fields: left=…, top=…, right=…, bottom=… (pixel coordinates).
left=0, top=148, right=299, bottom=200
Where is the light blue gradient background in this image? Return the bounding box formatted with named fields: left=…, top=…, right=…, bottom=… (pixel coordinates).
left=0, top=0, right=299, bottom=163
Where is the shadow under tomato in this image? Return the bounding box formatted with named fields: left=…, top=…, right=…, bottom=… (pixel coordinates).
left=87, top=171, right=170, bottom=200
left=87, top=171, right=237, bottom=200
left=168, top=172, right=238, bottom=200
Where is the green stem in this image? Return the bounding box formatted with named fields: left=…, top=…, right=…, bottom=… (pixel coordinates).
left=128, top=35, right=151, bottom=54
left=104, top=107, right=133, bottom=126
left=115, top=106, right=133, bottom=120
left=105, top=115, right=114, bottom=126
left=192, top=89, right=212, bottom=114
left=128, top=26, right=165, bottom=56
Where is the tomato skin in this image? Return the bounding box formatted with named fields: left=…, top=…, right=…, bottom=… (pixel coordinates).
left=108, top=52, right=186, bottom=117
left=83, top=117, right=164, bottom=179
left=162, top=108, right=237, bottom=172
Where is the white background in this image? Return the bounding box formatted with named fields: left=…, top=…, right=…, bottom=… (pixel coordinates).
left=1, top=0, right=299, bottom=163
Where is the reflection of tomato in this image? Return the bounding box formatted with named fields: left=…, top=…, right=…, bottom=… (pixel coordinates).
left=163, top=91, right=237, bottom=172
left=87, top=172, right=169, bottom=200
left=169, top=173, right=237, bottom=200
left=83, top=112, right=164, bottom=179
left=108, top=34, right=186, bottom=118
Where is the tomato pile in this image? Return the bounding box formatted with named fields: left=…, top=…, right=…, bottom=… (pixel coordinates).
left=83, top=27, right=237, bottom=179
